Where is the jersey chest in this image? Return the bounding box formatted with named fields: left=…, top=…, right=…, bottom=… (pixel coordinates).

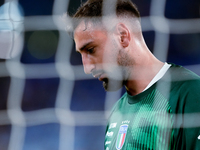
left=105, top=98, right=174, bottom=150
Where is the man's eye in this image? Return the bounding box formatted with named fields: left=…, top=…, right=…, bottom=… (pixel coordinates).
left=87, top=47, right=94, bottom=54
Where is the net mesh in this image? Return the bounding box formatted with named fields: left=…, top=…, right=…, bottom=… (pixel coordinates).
left=0, top=0, right=199, bottom=150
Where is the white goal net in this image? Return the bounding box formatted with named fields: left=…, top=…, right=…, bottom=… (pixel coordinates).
left=0, top=0, right=199, bottom=150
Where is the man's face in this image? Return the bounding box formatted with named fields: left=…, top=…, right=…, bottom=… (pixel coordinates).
left=74, top=21, right=126, bottom=91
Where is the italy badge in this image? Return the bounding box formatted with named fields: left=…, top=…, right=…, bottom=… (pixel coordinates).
left=116, top=124, right=128, bottom=149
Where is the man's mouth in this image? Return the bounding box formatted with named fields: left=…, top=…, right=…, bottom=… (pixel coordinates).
left=93, top=73, right=103, bottom=81
left=98, top=74, right=105, bottom=81
left=92, top=70, right=105, bottom=81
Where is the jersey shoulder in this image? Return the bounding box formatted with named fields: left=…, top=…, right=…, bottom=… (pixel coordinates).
left=162, top=63, right=200, bottom=113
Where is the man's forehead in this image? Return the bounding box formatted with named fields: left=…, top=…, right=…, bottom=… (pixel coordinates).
left=75, top=20, right=90, bottom=32
left=74, top=20, right=105, bottom=35
left=74, top=21, right=96, bottom=45
left=74, top=21, right=108, bottom=51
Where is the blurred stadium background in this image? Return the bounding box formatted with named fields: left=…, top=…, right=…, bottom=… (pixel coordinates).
left=0, top=0, right=199, bottom=150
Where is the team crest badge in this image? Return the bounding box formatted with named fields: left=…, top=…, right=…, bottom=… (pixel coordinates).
left=116, top=124, right=129, bottom=149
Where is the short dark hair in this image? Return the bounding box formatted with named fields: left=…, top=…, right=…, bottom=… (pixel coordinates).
left=72, top=0, right=140, bottom=30
left=74, top=0, right=140, bottom=18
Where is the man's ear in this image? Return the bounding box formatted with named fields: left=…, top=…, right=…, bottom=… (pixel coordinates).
left=116, top=23, right=131, bottom=48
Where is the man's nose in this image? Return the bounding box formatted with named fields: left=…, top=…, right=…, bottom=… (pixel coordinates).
left=82, top=54, right=95, bottom=74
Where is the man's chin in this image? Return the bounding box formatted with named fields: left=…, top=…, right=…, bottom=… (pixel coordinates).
left=102, top=78, right=123, bottom=91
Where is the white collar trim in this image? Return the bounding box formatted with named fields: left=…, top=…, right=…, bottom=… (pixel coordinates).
left=143, top=62, right=171, bottom=91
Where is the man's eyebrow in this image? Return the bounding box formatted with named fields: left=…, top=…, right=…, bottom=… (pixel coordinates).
left=76, top=41, right=94, bottom=53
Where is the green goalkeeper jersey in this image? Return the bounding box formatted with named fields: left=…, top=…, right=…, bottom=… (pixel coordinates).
left=105, top=64, right=200, bottom=150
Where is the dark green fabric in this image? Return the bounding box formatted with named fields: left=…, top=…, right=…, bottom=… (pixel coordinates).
left=105, top=64, right=200, bottom=150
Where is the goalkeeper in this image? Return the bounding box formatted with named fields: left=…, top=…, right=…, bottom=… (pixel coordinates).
left=70, top=0, right=200, bottom=149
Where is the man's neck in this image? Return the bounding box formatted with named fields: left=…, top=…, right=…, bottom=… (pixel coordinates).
left=125, top=59, right=164, bottom=96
